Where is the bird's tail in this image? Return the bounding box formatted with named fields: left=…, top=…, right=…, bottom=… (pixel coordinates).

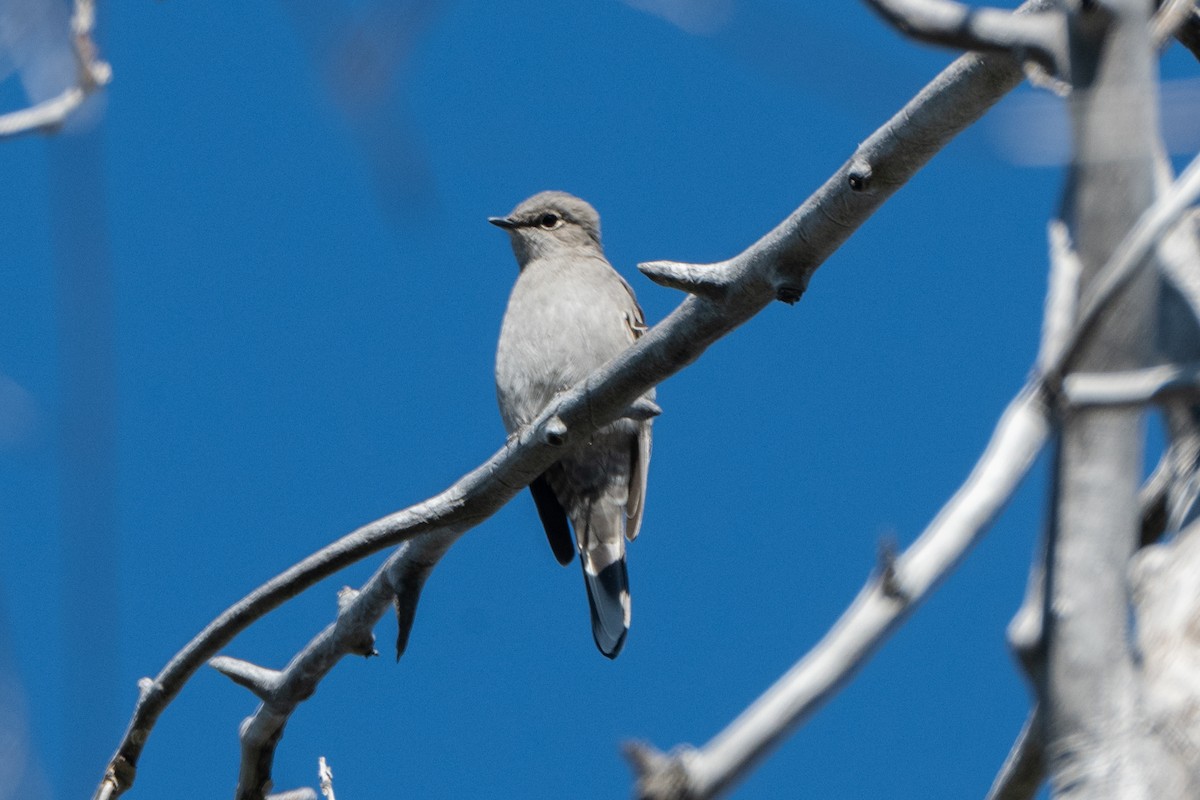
left=577, top=500, right=631, bottom=659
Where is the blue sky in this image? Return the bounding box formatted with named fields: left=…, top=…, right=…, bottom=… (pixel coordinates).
left=2, top=2, right=1197, bottom=798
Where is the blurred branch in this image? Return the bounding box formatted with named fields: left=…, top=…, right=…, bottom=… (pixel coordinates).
left=1151, top=0, right=1196, bottom=47
left=262, top=789, right=316, bottom=800
left=1063, top=361, right=1200, bottom=406
left=279, top=0, right=442, bottom=224
left=998, top=148, right=1200, bottom=800
left=995, top=235, right=1069, bottom=790
left=0, top=0, right=109, bottom=139
left=318, top=757, right=335, bottom=800
left=861, top=0, right=1065, bottom=72
left=1003, top=218, right=1083, bottom=694
left=1164, top=2, right=1200, bottom=58
left=0, top=608, right=52, bottom=800
left=1037, top=221, right=1082, bottom=371
left=1044, top=143, right=1200, bottom=388
left=1035, top=0, right=1190, bottom=793
left=1151, top=170, right=1200, bottom=537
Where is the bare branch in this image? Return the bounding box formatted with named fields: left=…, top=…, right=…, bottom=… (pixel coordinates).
left=1153, top=178, right=1200, bottom=363
left=1004, top=217, right=1081, bottom=686
left=643, top=261, right=734, bottom=302
left=209, top=658, right=282, bottom=702
left=0, top=0, right=111, bottom=139
left=1007, top=553, right=1045, bottom=672
left=1042, top=142, right=1200, bottom=388
left=862, top=0, right=1065, bottom=71
left=1014, top=216, right=1082, bottom=665
left=541, top=416, right=568, bottom=446
left=0, top=86, right=87, bottom=137
left=1063, top=361, right=1200, bottom=406
left=875, top=535, right=909, bottom=601
left=229, top=535, right=451, bottom=800
left=638, top=259, right=735, bottom=301
left=318, top=757, right=335, bottom=800
left=1003, top=138, right=1200, bottom=800
left=1033, top=0, right=1184, bottom=794
left=624, top=396, right=663, bottom=421
left=1037, top=220, right=1082, bottom=373
left=1151, top=162, right=1200, bottom=536
left=624, top=741, right=696, bottom=800
left=264, top=790, right=316, bottom=800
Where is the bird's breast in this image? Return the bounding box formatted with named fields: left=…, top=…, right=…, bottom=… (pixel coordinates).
left=495, top=258, right=635, bottom=431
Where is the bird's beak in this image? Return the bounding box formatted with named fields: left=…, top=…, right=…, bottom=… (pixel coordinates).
left=488, top=216, right=517, bottom=229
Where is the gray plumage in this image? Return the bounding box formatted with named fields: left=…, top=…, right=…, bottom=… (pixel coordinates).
left=491, top=191, right=653, bottom=659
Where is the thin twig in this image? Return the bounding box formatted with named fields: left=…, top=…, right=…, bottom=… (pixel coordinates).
left=1038, top=221, right=1082, bottom=372
left=318, top=757, right=335, bottom=800
left=0, top=0, right=111, bottom=139
left=1063, top=361, right=1200, bottom=406
left=228, top=535, right=449, bottom=800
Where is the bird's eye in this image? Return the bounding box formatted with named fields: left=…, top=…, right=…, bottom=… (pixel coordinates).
left=538, top=212, right=562, bottom=230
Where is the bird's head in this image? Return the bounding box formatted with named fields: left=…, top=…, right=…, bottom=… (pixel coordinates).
left=489, top=191, right=603, bottom=266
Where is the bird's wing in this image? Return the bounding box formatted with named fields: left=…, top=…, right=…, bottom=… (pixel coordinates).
left=625, top=423, right=651, bottom=541
left=617, top=273, right=649, bottom=339
left=616, top=273, right=652, bottom=541
left=529, top=474, right=575, bottom=565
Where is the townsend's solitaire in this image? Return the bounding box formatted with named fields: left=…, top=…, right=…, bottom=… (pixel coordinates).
left=491, top=191, right=653, bottom=659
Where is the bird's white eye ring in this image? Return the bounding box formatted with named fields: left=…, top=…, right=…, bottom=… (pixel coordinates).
left=538, top=212, right=562, bottom=230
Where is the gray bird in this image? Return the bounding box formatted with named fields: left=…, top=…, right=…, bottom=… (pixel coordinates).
left=491, top=191, right=653, bottom=659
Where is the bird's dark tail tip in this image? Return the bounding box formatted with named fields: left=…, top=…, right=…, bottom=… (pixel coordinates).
left=582, top=557, right=630, bottom=659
